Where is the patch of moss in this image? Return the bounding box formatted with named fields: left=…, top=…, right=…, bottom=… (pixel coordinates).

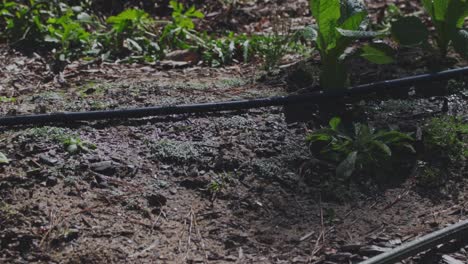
left=150, top=139, right=201, bottom=163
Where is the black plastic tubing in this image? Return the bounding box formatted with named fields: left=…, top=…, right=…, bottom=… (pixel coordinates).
left=360, top=219, right=468, bottom=264
left=0, top=66, right=467, bottom=126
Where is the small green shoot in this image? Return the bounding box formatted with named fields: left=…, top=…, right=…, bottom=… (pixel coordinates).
left=62, top=137, right=96, bottom=154
left=0, top=96, right=16, bottom=103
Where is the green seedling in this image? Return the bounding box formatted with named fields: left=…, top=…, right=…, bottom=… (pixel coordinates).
left=0, top=96, right=16, bottom=103
left=206, top=172, right=232, bottom=199
left=309, top=0, right=394, bottom=90
left=307, top=117, right=415, bottom=179
left=103, top=8, right=161, bottom=59
left=257, top=24, right=293, bottom=73
left=160, top=0, right=205, bottom=50
left=423, top=116, right=468, bottom=164
left=62, top=136, right=96, bottom=154
left=46, top=10, right=92, bottom=60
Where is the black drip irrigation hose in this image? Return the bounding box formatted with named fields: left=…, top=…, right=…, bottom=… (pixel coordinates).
left=360, top=219, right=468, bottom=264
left=1, top=67, right=467, bottom=127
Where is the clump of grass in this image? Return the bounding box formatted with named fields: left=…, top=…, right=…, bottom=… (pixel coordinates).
left=423, top=116, right=468, bottom=166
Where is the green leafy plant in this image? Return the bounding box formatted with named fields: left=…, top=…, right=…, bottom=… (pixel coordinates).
left=206, top=172, right=232, bottom=199
left=422, top=0, right=468, bottom=57
left=0, top=0, right=95, bottom=62
left=103, top=8, right=161, bottom=60
left=26, top=127, right=96, bottom=154
left=160, top=0, right=205, bottom=50
left=257, top=24, right=294, bottom=73
left=0, top=96, right=16, bottom=103
left=62, top=136, right=96, bottom=154
left=309, top=0, right=393, bottom=90
left=46, top=10, right=92, bottom=60
left=423, top=116, right=468, bottom=165
left=202, top=32, right=252, bottom=67
left=391, top=0, right=468, bottom=57
left=0, top=0, right=49, bottom=48
left=307, top=117, right=415, bottom=179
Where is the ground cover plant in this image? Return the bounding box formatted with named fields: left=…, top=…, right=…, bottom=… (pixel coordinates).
left=0, top=0, right=468, bottom=263
left=307, top=117, right=415, bottom=183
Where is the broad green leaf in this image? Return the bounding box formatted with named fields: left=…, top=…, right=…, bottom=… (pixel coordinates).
left=446, top=0, right=468, bottom=31
left=360, top=43, right=394, bottom=64
left=374, top=130, right=414, bottom=143
left=329, top=117, right=341, bottom=130
left=310, top=0, right=341, bottom=49
left=336, top=151, right=357, bottom=178
left=434, top=0, right=449, bottom=21
left=191, top=10, right=204, bottom=19
left=340, top=10, right=367, bottom=31
left=372, top=141, right=392, bottom=156
left=457, top=12, right=468, bottom=28
left=422, top=0, right=435, bottom=17
left=391, top=16, right=429, bottom=46
left=0, top=152, right=9, bottom=164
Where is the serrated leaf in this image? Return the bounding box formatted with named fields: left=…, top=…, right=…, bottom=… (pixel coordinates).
left=391, top=16, right=429, bottom=46
left=336, top=151, right=357, bottom=178
left=360, top=43, right=394, bottom=64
